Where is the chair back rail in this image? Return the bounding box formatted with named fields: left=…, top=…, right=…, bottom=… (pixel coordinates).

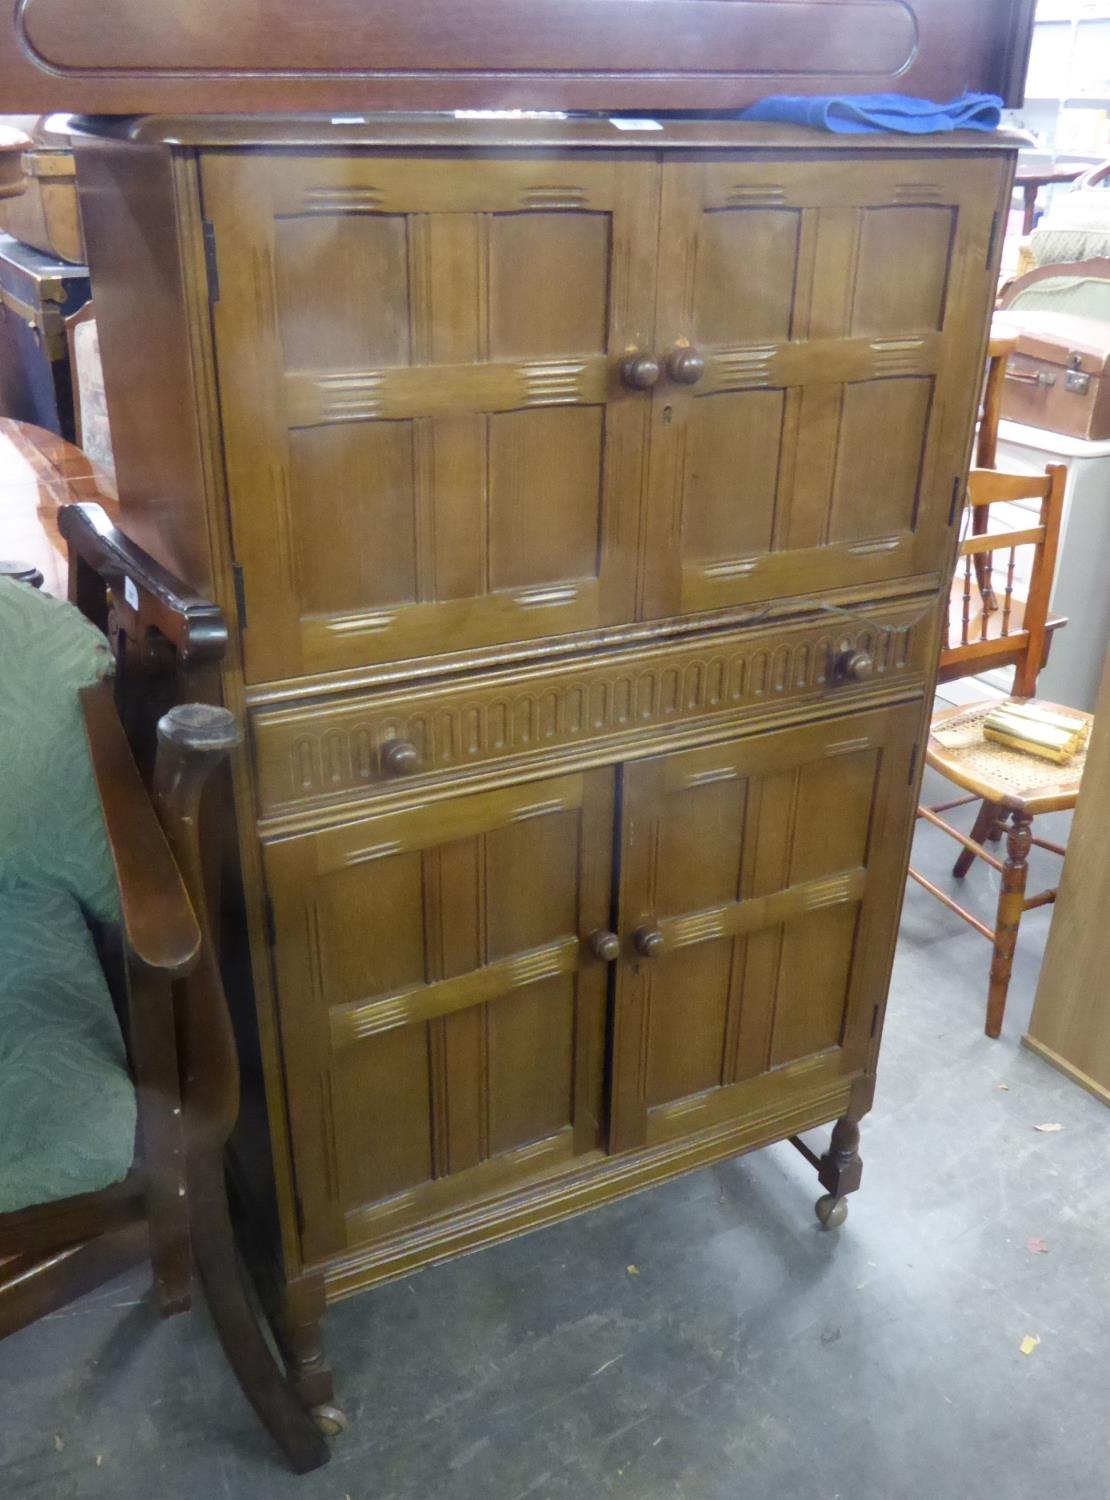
left=941, top=464, right=1067, bottom=696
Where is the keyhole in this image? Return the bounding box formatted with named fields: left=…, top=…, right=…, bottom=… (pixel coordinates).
left=662, top=403, right=673, bottom=425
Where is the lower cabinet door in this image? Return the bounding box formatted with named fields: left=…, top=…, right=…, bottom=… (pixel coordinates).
left=608, top=701, right=922, bottom=1152
left=265, top=769, right=614, bottom=1261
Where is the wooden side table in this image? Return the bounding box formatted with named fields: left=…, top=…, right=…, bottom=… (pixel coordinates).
left=1014, top=166, right=1083, bottom=236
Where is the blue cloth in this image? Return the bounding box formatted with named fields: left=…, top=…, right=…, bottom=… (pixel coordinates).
left=740, top=92, right=1004, bottom=136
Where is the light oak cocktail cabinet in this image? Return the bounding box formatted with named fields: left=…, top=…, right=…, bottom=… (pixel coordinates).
left=64, top=114, right=1016, bottom=1416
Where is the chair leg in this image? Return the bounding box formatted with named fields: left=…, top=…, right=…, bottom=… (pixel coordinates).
left=0, top=1222, right=147, bottom=1340
left=953, top=799, right=1002, bottom=878
left=188, top=1151, right=329, bottom=1475
left=986, top=811, right=1033, bottom=1039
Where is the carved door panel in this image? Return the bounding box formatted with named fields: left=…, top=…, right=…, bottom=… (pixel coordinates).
left=203, top=152, right=659, bottom=684
left=608, top=701, right=921, bottom=1152
left=265, top=770, right=614, bottom=1261
left=641, top=154, right=1008, bottom=620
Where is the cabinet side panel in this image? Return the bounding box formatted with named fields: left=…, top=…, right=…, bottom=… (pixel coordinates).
left=74, top=136, right=214, bottom=595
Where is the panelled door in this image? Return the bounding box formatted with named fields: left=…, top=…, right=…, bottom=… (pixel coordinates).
left=265, top=770, right=614, bottom=1262
left=203, top=152, right=659, bottom=684
left=608, top=701, right=921, bottom=1152
left=640, top=154, right=1008, bottom=620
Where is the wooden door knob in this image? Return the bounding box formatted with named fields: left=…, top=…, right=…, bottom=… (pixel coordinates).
left=589, top=930, right=621, bottom=962
left=666, top=348, right=706, bottom=385
left=381, top=739, right=421, bottom=775
left=836, top=649, right=875, bottom=683
left=634, top=926, right=666, bottom=959
left=621, top=353, right=662, bottom=390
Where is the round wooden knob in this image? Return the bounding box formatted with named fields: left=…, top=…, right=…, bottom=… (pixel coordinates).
left=589, top=930, right=621, bottom=962
left=634, top=926, right=666, bottom=959
left=381, top=739, right=420, bottom=776
left=837, top=649, right=875, bottom=684
left=666, top=348, right=706, bottom=385
left=621, top=353, right=661, bottom=391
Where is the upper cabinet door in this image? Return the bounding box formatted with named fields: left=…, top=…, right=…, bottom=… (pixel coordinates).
left=203, top=152, right=659, bottom=685
left=641, top=154, right=1008, bottom=621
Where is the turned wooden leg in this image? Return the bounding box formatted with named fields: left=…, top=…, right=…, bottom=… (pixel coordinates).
left=275, top=1276, right=340, bottom=1422
left=986, top=810, right=1032, bottom=1040
left=188, top=1152, right=330, bottom=1474
left=815, top=1115, right=863, bottom=1231
left=953, top=798, right=1002, bottom=878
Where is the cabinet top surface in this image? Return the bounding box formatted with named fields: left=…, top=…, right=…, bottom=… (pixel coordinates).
left=70, top=113, right=1026, bottom=154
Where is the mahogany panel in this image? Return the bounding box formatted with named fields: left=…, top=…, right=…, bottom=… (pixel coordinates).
left=0, top=0, right=1036, bottom=111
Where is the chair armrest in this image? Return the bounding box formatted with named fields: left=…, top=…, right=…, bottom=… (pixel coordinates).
left=80, top=681, right=201, bottom=979
left=59, top=502, right=227, bottom=668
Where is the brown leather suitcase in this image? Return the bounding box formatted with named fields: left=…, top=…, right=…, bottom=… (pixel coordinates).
left=0, top=116, right=84, bottom=263
left=999, top=311, right=1110, bottom=441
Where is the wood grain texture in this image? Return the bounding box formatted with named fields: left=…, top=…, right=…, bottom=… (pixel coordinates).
left=1024, top=643, right=1110, bottom=1100
left=203, top=146, right=1008, bottom=686
left=250, top=601, right=931, bottom=821
left=0, top=0, right=1036, bottom=112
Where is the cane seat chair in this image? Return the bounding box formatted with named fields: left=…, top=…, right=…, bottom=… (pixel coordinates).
left=909, top=464, right=1088, bottom=1038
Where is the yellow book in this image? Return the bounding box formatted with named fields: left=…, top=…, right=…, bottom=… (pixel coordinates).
left=982, top=703, right=1088, bottom=764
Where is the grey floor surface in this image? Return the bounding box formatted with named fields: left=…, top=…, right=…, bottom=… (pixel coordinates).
left=3, top=774, right=1109, bottom=1500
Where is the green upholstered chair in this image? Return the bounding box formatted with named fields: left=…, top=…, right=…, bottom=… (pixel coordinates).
left=0, top=473, right=329, bottom=1473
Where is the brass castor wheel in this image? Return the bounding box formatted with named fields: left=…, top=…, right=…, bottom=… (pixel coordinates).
left=815, top=1194, right=848, bottom=1231
left=311, top=1404, right=347, bottom=1437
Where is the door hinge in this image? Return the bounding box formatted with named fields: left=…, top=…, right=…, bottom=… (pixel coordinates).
left=985, top=209, right=1001, bottom=270
left=294, top=1193, right=306, bottom=1236
left=908, top=742, right=920, bottom=786
left=947, top=475, right=962, bottom=526
left=202, top=219, right=220, bottom=304
left=262, top=892, right=277, bottom=950
left=232, top=562, right=248, bottom=629
left=870, top=1003, right=881, bottom=1040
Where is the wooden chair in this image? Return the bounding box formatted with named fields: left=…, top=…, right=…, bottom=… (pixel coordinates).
left=0, top=505, right=330, bottom=1471
left=966, top=326, right=1020, bottom=616
left=909, top=464, right=1090, bottom=1039
left=976, top=327, right=1018, bottom=471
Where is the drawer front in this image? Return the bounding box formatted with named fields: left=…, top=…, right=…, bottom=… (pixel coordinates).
left=251, top=600, right=936, bottom=821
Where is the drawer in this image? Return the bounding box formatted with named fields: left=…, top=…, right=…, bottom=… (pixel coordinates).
left=251, top=598, right=938, bottom=823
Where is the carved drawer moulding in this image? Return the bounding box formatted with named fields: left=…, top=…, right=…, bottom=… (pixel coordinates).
left=251, top=603, right=931, bottom=821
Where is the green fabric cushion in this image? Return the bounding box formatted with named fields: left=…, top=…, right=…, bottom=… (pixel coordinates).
left=0, top=577, right=117, bottom=922
left=0, top=882, right=136, bottom=1212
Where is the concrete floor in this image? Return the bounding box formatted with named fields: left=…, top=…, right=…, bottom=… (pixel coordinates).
left=3, top=776, right=1109, bottom=1500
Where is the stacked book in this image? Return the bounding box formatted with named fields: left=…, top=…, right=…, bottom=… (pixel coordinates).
left=982, top=701, right=1090, bottom=764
